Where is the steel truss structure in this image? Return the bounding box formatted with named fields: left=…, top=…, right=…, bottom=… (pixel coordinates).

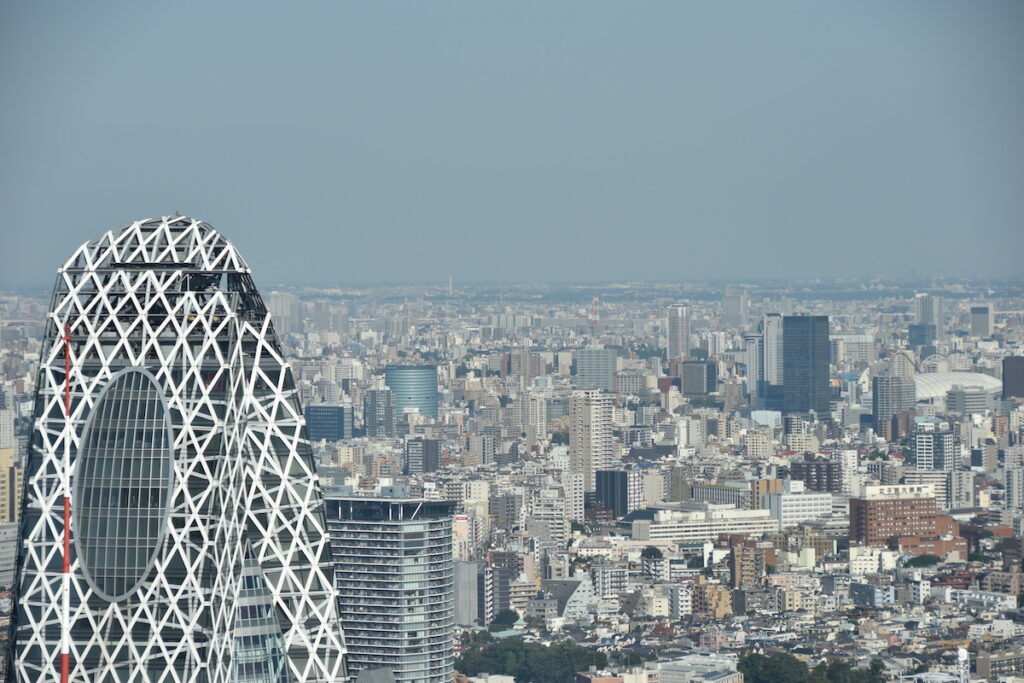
left=12, top=217, right=347, bottom=682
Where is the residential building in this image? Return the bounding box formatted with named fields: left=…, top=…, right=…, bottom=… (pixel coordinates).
left=575, top=348, right=617, bottom=392
left=0, top=409, right=13, bottom=449
left=667, top=305, right=691, bottom=360
left=977, top=648, right=1024, bottom=680
left=328, top=496, right=455, bottom=683
left=0, top=446, right=22, bottom=524
left=692, top=578, right=732, bottom=619
left=364, top=388, right=397, bottom=438
left=872, top=358, right=916, bottom=441
left=913, top=293, right=944, bottom=333
left=595, top=468, right=644, bottom=518
left=570, top=390, right=614, bottom=492
left=730, top=542, right=767, bottom=589
left=913, top=418, right=957, bottom=471
left=405, top=437, right=440, bottom=474
left=0, top=522, right=17, bottom=588
left=760, top=314, right=785, bottom=411
left=790, top=455, right=844, bottom=494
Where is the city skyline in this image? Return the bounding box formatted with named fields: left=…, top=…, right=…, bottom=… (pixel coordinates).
left=0, top=212, right=1020, bottom=682
left=2, top=2, right=1023, bottom=286
left=2, top=2, right=1024, bottom=680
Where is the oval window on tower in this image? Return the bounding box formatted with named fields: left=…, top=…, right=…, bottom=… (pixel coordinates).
left=74, top=368, right=174, bottom=602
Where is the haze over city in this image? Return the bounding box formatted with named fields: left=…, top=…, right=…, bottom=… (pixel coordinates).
left=2, top=1, right=1023, bottom=286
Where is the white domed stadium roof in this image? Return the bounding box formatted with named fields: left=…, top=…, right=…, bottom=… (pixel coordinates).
left=914, top=372, right=1001, bottom=401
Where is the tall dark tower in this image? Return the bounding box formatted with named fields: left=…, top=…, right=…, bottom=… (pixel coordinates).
left=783, top=315, right=831, bottom=417
left=1004, top=356, right=1024, bottom=400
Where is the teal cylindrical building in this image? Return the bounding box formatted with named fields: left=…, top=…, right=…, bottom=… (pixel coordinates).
left=384, top=364, right=439, bottom=420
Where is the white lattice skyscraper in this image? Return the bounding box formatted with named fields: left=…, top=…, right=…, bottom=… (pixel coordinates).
left=12, top=217, right=347, bottom=681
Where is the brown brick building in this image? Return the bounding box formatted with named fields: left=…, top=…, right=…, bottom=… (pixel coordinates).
left=850, top=484, right=939, bottom=547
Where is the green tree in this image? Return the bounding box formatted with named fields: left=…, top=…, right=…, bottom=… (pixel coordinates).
left=641, top=546, right=664, bottom=559
left=905, top=554, right=941, bottom=567
left=688, top=397, right=718, bottom=408
left=814, top=659, right=869, bottom=683
left=633, top=345, right=665, bottom=360
left=740, top=652, right=884, bottom=683
left=457, top=637, right=606, bottom=683
left=489, top=609, right=519, bottom=630
left=738, top=652, right=811, bottom=683
left=502, top=651, right=519, bottom=674
left=867, top=659, right=886, bottom=683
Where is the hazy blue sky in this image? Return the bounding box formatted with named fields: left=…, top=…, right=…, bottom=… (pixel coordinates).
left=2, top=1, right=1021, bottom=287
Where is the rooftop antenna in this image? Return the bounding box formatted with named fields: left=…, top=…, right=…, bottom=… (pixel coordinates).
left=60, top=322, right=73, bottom=683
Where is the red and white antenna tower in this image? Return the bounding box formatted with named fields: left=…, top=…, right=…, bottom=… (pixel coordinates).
left=60, top=321, right=72, bottom=683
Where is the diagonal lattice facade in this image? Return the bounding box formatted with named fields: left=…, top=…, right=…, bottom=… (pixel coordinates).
left=12, top=217, right=347, bottom=682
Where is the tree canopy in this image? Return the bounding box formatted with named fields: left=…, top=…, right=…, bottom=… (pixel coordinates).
left=458, top=637, right=607, bottom=683
left=905, top=554, right=942, bottom=567
left=489, top=609, right=520, bottom=630
left=738, top=652, right=886, bottom=683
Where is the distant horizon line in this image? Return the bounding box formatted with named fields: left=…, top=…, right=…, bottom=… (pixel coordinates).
left=2, top=273, right=1022, bottom=295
